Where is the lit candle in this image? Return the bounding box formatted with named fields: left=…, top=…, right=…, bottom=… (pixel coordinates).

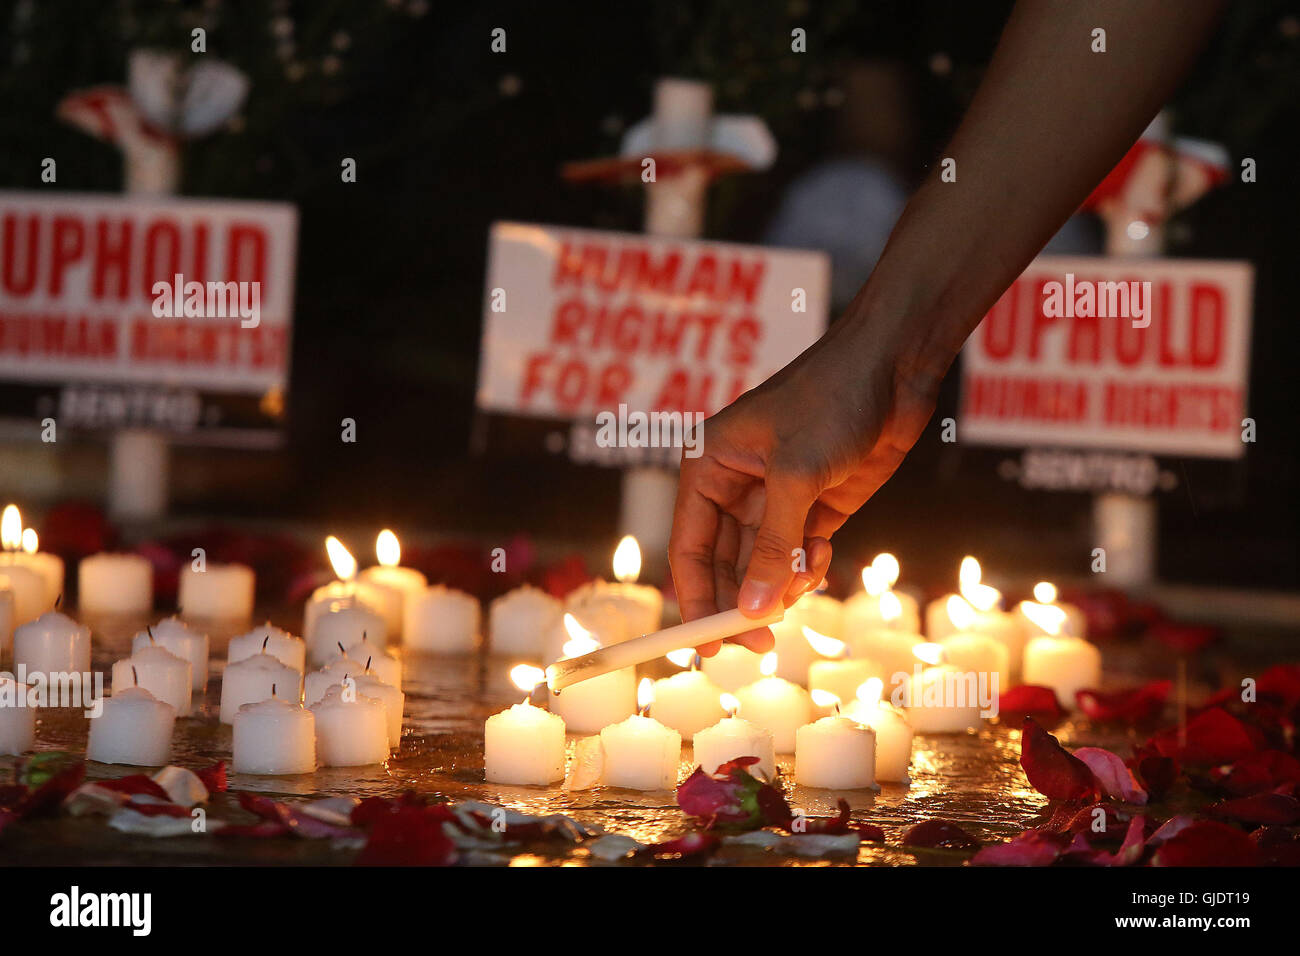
left=232, top=693, right=316, bottom=775
left=598, top=678, right=682, bottom=790
left=87, top=685, right=175, bottom=767
left=219, top=649, right=300, bottom=724
left=1021, top=603, right=1102, bottom=709
left=804, top=626, right=877, bottom=708
left=0, top=508, right=63, bottom=614
left=13, top=610, right=91, bottom=679
left=548, top=614, right=636, bottom=733
left=700, top=643, right=764, bottom=692
left=357, top=530, right=426, bottom=639
left=903, top=643, right=983, bottom=733
left=542, top=601, right=628, bottom=663
left=305, top=599, right=387, bottom=668
left=484, top=665, right=567, bottom=785
left=488, top=584, right=562, bottom=657
left=0, top=675, right=36, bottom=755
left=565, top=536, right=664, bottom=640
left=229, top=622, right=305, bottom=673
left=303, top=537, right=390, bottom=637
left=937, top=596, right=1010, bottom=694
left=178, top=562, right=255, bottom=620
left=693, top=692, right=775, bottom=779
left=132, top=618, right=209, bottom=690
left=113, top=643, right=192, bottom=717
left=404, top=584, right=481, bottom=653
left=310, top=682, right=390, bottom=767
left=795, top=691, right=877, bottom=790
left=844, top=553, right=921, bottom=637
left=649, top=650, right=725, bottom=740
left=769, top=590, right=844, bottom=684
left=78, top=553, right=153, bottom=616
left=734, top=652, right=813, bottom=753
left=851, top=591, right=926, bottom=694
left=842, top=678, right=913, bottom=783
left=1016, top=581, right=1088, bottom=643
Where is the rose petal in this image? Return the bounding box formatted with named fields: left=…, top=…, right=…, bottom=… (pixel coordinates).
left=1073, top=747, right=1148, bottom=804
left=999, top=685, right=1066, bottom=723
left=1151, top=707, right=1257, bottom=765
left=356, top=805, right=457, bottom=866
left=902, top=819, right=980, bottom=849
left=1208, top=791, right=1300, bottom=826
left=1134, top=755, right=1177, bottom=801
left=96, top=775, right=172, bottom=801
left=1214, top=750, right=1300, bottom=796
left=1076, top=680, right=1170, bottom=725
left=195, top=760, right=227, bottom=793
left=1150, top=820, right=1261, bottom=866
left=971, top=830, right=1065, bottom=866
left=640, top=831, right=719, bottom=861
left=1020, top=717, right=1098, bottom=802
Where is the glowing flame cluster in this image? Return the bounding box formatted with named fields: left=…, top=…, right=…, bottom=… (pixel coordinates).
left=510, top=664, right=546, bottom=694
left=562, top=613, right=601, bottom=657
left=946, top=594, right=976, bottom=632
left=861, top=552, right=901, bottom=596
left=1022, top=601, right=1067, bottom=636
left=2, top=506, right=39, bottom=554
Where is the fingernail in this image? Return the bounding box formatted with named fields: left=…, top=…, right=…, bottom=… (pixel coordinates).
left=790, top=573, right=815, bottom=597
left=738, top=578, right=776, bottom=614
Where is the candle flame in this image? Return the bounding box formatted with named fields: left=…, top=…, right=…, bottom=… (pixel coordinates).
left=637, top=676, right=654, bottom=712
left=856, top=677, right=884, bottom=708
left=871, top=552, right=901, bottom=588
left=1023, top=601, right=1067, bottom=636
left=325, top=536, right=357, bottom=581
left=510, top=664, right=546, bottom=694
left=879, top=590, right=903, bottom=624
left=914, top=642, right=945, bottom=666
left=861, top=565, right=889, bottom=597
left=759, top=652, right=778, bottom=677
left=958, top=555, right=982, bottom=588
left=1033, top=581, right=1058, bottom=605
left=810, top=688, right=841, bottom=711
left=802, top=625, right=847, bottom=659
left=21, top=528, right=37, bottom=554
left=612, top=535, right=641, bottom=583
left=1, top=505, right=21, bottom=551
left=665, top=647, right=695, bottom=668
left=966, top=582, right=1002, bottom=612
left=376, top=529, right=401, bottom=567
left=561, top=613, right=600, bottom=657
left=946, top=594, right=976, bottom=632
left=720, top=692, right=739, bottom=717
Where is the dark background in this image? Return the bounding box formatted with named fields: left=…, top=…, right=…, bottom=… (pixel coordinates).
left=1, top=0, right=1297, bottom=591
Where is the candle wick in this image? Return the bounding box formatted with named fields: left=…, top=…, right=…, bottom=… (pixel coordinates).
left=337, top=641, right=346, bottom=656
left=365, top=655, right=372, bottom=673
left=55, top=592, right=63, bottom=611
left=147, top=625, right=155, bottom=644
left=271, top=682, right=277, bottom=698
left=131, top=665, right=139, bottom=686
left=262, top=635, right=270, bottom=652
left=362, top=630, right=367, bottom=641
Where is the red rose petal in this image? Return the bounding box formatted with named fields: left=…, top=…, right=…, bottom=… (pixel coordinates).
left=999, top=685, right=1065, bottom=723
left=971, top=830, right=1065, bottom=866
left=902, top=819, right=980, bottom=849
left=1215, top=750, right=1300, bottom=796
left=1134, top=755, right=1177, bottom=801
left=195, top=761, right=227, bottom=793
left=1073, top=747, right=1148, bottom=804
left=1020, top=717, right=1098, bottom=802
left=96, top=775, right=171, bottom=801
left=641, top=831, right=719, bottom=861
left=356, top=806, right=457, bottom=866
left=1076, top=680, right=1170, bottom=725
left=1150, top=820, right=1261, bottom=867
left=1208, top=791, right=1300, bottom=826
left=1151, top=707, right=1257, bottom=765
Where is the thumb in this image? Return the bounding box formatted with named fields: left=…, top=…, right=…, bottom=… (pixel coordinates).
left=738, top=474, right=816, bottom=618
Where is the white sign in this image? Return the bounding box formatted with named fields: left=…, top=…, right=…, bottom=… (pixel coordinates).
left=960, top=255, right=1253, bottom=459
left=0, top=190, right=297, bottom=394
left=476, top=222, right=830, bottom=419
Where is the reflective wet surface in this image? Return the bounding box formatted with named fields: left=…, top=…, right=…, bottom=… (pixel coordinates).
left=1, top=611, right=1141, bottom=866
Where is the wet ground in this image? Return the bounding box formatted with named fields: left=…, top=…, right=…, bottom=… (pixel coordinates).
left=1, top=610, right=1152, bottom=866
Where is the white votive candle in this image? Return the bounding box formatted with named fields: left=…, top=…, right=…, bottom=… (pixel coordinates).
left=303, top=578, right=388, bottom=638
left=843, top=698, right=913, bottom=783
left=87, top=686, right=175, bottom=766
left=219, top=652, right=300, bottom=724
left=808, top=658, right=878, bottom=711
left=694, top=707, right=776, bottom=779
left=488, top=584, right=562, bottom=657
left=904, top=664, right=983, bottom=733
left=700, top=643, right=764, bottom=692
left=0, top=588, right=12, bottom=660
left=939, top=631, right=1009, bottom=697
left=599, top=714, right=681, bottom=790
left=342, top=636, right=401, bottom=688
left=795, top=715, right=876, bottom=789
left=304, top=656, right=365, bottom=707
left=735, top=655, right=813, bottom=754
left=650, top=668, right=725, bottom=740
left=133, top=617, right=209, bottom=690
left=0, top=676, right=36, bottom=755
left=0, top=565, right=49, bottom=626
left=566, top=577, right=663, bottom=640
left=1023, top=634, right=1102, bottom=709
left=358, top=565, right=425, bottom=640
left=79, top=553, right=152, bottom=615
left=485, top=699, right=567, bottom=785
left=13, top=610, right=91, bottom=678
left=113, top=645, right=192, bottom=717
left=550, top=666, right=637, bottom=734
left=404, top=585, right=480, bottom=653
left=178, top=562, right=255, bottom=620
left=232, top=695, right=316, bottom=775
left=306, top=600, right=387, bottom=667
left=229, top=623, right=306, bottom=673
left=353, top=673, right=404, bottom=748
left=310, top=683, right=390, bottom=767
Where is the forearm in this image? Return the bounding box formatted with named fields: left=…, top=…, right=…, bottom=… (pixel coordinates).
left=848, top=0, right=1225, bottom=391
